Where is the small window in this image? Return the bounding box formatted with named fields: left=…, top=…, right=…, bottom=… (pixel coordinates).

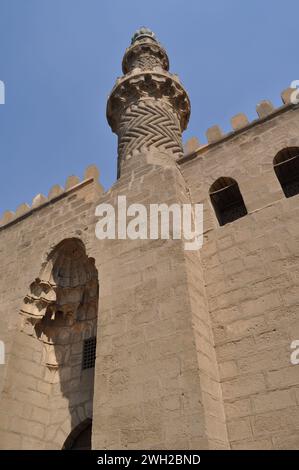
left=210, top=177, right=247, bottom=226
left=82, top=337, right=96, bottom=370
left=273, top=147, right=299, bottom=198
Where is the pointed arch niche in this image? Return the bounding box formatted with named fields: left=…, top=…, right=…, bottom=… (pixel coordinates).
left=2, top=238, right=99, bottom=449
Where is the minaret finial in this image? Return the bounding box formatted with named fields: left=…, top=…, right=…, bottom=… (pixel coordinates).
left=131, top=27, right=157, bottom=44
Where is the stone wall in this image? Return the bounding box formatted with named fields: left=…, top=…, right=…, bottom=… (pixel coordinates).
left=0, top=172, right=102, bottom=449
left=91, top=151, right=228, bottom=449
left=180, top=103, right=299, bottom=449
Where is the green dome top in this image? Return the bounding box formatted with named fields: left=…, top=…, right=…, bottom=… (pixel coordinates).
left=131, top=27, right=157, bottom=44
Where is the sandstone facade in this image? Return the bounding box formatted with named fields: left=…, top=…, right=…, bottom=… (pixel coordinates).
left=0, top=28, right=299, bottom=450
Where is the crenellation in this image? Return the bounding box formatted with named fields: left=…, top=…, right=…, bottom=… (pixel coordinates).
left=0, top=164, right=103, bottom=231
left=183, top=87, right=297, bottom=159
left=183, top=137, right=202, bottom=155
left=281, top=87, right=294, bottom=105
left=206, top=125, right=223, bottom=143
left=84, top=164, right=100, bottom=181
left=32, top=194, right=47, bottom=208
left=15, top=203, right=30, bottom=217
left=48, top=184, right=64, bottom=199
left=230, top=113, right=249, bottom=131
left=65, top=175, right=80, bottom=190
left=256, top=100, right=275, bottom=119
left=0, top=210, right=15, bottom=226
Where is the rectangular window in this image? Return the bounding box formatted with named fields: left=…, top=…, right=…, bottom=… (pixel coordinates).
left=82, top=337, right=96, bottom=370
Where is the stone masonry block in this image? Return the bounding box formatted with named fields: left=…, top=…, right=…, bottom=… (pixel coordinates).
left=0, top=210, right=15, bottom=226
left=227, top=417, right=252, bottom=441
left=84, top=165, right=100, bottom=181
left=256, top=100, right=274, bottom=118
left=183, top=137, right=201, bottom=154
left=15, top=203, right=30, bottom=217
left=65, top=175, right=80, bottom=190
left=48, top=184, right=64, bottom=199
left=32, top=194, right=47, bottom=208
left=231, top=113, right=249, bottom=130
left=206, top=125, right=223, bottom=144
left=281, top=87, right=295, bottom=105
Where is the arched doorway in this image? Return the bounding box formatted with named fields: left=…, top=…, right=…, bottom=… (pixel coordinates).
left=62, top=419, right=92, bottom=450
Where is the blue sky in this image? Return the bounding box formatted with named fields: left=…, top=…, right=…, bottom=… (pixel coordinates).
left=0, top=0, right=298, bottom=214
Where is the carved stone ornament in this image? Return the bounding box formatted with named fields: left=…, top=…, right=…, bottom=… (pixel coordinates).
left=107, top=71, right=190, bottom=134
left=19, top=239, right=98, bottom=369
left=122, top=38, right=169, bottom=74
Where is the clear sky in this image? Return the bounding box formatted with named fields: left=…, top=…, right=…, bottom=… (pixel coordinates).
left=0, top=0, right=298, bottom=214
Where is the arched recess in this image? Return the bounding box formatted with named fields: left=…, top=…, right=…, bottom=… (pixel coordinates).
left=273, top=147, right=299, bottom=198
left=0, top=238, right=99, bottom=449
left=209, top=177, right=247, bottom=226
left=21, top=238, right=99, bottom=368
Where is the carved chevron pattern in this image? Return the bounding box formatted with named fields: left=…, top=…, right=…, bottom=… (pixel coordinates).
left=118, top=100, right=183, bottom=159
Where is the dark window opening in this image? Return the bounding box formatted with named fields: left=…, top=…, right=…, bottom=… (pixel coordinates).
left=82, top=336, right=96, bottom=370
left=274, top=147, right=299, bottom=198
left=210, top=177, right=247, bottom=226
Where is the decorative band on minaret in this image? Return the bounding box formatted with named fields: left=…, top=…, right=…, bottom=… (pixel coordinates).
left=106, top=27, right=191, bottom=175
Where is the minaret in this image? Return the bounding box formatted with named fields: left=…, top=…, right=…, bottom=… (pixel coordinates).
left=92, top=30, right=229, bottom=450
left=107, top=27, right=191, bottom=176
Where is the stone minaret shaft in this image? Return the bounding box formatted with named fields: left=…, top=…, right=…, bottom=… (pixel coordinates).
left=107, top=28, right=190, bottom=176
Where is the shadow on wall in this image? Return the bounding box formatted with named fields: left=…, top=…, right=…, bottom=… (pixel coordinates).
left=0, top=238, right=99, bottom=449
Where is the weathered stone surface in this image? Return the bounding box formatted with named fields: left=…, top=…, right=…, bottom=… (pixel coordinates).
left=32, top=194, right=47, bottom=208
left=180, top=89, right=299, bottom=451
left=206, top=125, right=223, bottom=143
left=183, top=137, right=201, bottom=154
left=0, top=211, right=15, bottom=226
left=281, top=87, right=295, bottom=104
left=48, top=184, right=64, bottom=199
left=231, top=113, right=249, bottom=130
left=256, top=100, right=274, bottom=118
left=15, top=203, right=30, bottom=217
left=65, top=175, right=80, bottom=190
left=84, top=165, right=100, bottom=181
